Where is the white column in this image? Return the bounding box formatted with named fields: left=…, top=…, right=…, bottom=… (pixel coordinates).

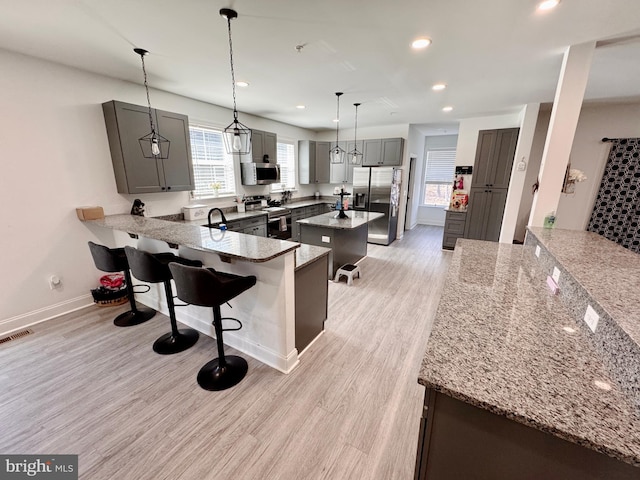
left=499, top=103, right=540, bottom=243
left=529, top=41, right=596, bottom=227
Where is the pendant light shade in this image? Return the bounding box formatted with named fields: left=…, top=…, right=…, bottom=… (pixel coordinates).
left=220, top=8, right=252, bottom=155
left=330, top=92, right=345, bottom=164
left=135, top=48, right=170, bottom=159
left=348, top=103, right=363, bottom=164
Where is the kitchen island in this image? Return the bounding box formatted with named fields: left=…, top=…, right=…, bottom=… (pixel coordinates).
left=415, top=237, right=640, bottom=479
left=298, top=210, right=384, bottom=277
left=83, top=214, right=330, bottom=373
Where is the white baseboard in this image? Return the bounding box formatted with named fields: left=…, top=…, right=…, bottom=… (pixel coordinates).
left=0, top=294, right=94, bottom=336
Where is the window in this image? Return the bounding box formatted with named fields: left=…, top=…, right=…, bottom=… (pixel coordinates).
left=271, top=142, right=296, bottom=192
left=189, top=125, right=237, bottom=198
left=423, top=149, right=456, bottom=207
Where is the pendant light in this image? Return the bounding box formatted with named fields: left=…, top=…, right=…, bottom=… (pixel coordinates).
left=330, top=92, right=345, bottom=164
left=220, top=8, right=252, bottom=155
left=135, top=48, right=170, bottom=159
left=348, top=103, right=363, bottom=164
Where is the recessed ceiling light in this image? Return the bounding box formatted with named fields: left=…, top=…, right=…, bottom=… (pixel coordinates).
left=236, top=81, right=249, bottom=87
left=537, top=0, right=560, bottom=11
left=411, top=38, right=432, bottom=49
left=442, top=106, right=453, bottom=112
left=296, top=105, right=306, bottom=109
left=432, top=83, right=446, bottom=91
left=332, top=118, right=339, bottom=123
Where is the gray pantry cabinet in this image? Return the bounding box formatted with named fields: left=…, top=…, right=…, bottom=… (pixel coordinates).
left=299, top=140, right=331, bottom=184
left=363, top=138, right=404, bottom=166
left=463, top=128, right=518, bottom=242
left=102, top=100, right=194, bottom=194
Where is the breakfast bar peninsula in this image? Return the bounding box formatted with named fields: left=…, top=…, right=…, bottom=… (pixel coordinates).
left=83, top=214, right=330, bottom=373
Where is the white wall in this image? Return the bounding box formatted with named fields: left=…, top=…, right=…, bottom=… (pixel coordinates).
left=0, top=49, right=317, bottom=329
left=555, top=102, right=640, bottom=230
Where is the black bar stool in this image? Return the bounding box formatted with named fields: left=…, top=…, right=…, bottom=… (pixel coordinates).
left=88, top=241, right=155, bottom=327
left=169, top=263, right=257, bottom=391
left=124, top=246, right=203, bottom=355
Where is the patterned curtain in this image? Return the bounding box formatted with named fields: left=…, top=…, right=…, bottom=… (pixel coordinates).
left=587, top=138, right=640, bottom=253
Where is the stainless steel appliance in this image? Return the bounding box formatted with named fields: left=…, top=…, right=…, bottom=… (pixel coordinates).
left=263, top=206, right=292, bottom=240
left=352, top=167, right=402, bottom=245
left=241, top=162, right=280, bottom=185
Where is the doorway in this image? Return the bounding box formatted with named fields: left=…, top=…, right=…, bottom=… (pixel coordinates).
left=405, top=156, right=417, bottom=230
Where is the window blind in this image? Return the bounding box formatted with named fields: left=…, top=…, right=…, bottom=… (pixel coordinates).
left=425, top=149, right=456, bottom=184
left=189, top=125, right=237, bottom=198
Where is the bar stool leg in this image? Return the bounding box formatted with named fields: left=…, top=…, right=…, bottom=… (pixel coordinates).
left=113, top=268, right=156, bottom=327
left=152, top=280, right=200, bottom=355
left=197, top=305, right=248, bottom=391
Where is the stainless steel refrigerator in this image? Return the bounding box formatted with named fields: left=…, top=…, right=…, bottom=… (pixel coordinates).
left=352, top=167, right=402, bottom=245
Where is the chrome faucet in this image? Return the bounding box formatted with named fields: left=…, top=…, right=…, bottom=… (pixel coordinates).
left=208, top=208, right=227, bottom=227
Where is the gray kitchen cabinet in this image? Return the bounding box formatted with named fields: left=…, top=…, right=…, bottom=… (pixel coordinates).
left=472, top=128, right=519, bottom=189
left=330, top=140, right=362, bottom=183
left=462, top=128, right=518, bottom=242
left=464, top=188, right=508, bottom=242
left=442, top=210, right=467, bottom=250
left=251, top=129, right=277, bottom=163
left=363, top=138, right=404, bottom=166
left=224, top=215, right=267, bottom=237
left=102, top=100, right=194, bottom=194
left=291, top=204, right=327, bottom=242
left=299, top=140, right=330, bottom=184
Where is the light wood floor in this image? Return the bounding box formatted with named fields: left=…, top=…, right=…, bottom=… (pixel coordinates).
left=0, top=226, right=450, bottom=480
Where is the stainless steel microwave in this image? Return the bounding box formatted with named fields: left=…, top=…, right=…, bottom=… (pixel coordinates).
left=241, top=162, right=280, bottom=185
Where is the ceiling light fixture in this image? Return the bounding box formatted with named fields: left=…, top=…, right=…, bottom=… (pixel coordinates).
left=432, top=83, right=446, bottom=91
left=330, top=92, right=345, bottom=164
left=537, top=0, right=560, bottom=11
left=134, top=48, right=169, bottom=159
left=412, top=38, right=432, bottom=49
left=236, top=81, right=249, bottom=87
left=348, top=103, right=363, bottom=165
left=442, top=106, right=453, bottom=112
left=220, top=8, right=252, bottom=155
left=296, top=105, right=306, bottom=109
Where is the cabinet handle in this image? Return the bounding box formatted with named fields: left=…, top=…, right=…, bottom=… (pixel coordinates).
left=167, top=186, right=172, bottom=190
left=161, top=187, right=166, bottom=190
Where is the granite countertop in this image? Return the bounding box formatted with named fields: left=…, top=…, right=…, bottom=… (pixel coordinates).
left=528, top=227, right=640, bottom=347
left=418, top=239, right=640, bottom=466
left=295, top=244, right=331, bottom=271
left=86, top=214, right=299, bottom=263
left=297, top=211, right=384, bottom=230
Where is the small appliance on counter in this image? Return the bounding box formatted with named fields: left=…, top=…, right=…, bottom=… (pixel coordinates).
left=183, top=204, right=208, bottom=221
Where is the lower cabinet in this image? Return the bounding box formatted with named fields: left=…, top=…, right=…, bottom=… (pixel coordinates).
left=291, top=204, right=327, bottom=242
left=295, top=254, right=328, bottom=352
left=463, top=188, right=508, bottom=242
left=442, top=210, right=467, bottom=250
left=226, top=215, right=267, bottom=237
left=414, top=389, right=639, bottom=480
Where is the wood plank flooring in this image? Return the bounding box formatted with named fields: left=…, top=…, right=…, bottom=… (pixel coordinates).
left=0, top=226, right=450, bottom=480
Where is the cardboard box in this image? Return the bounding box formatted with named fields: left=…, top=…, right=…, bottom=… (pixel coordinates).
left=76, top=206, right=104, bottom=221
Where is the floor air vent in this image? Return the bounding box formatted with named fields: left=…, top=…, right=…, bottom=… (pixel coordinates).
left=0, top=329, right=34, bottom=345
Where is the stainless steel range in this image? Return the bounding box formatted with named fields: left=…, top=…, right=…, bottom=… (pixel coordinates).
left=262, top=206, right=292, bottom=240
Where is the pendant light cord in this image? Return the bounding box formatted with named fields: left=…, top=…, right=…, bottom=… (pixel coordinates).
left=139, top=53, right=157, bottom=136
left=335, top=92, right=343, bottom=144
left=226, top=16, right=239, bottom=121
left=354, top=103, right=359, bottom=144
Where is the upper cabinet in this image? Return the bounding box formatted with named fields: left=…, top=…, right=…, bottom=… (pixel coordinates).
left=330, top=140, right=362, bottom=184
left=102, top=100, right=194, bottom=194
left=299, top=140, right=330, bottom=184
left=472, top=128, right=519, bottom=188
left=251, top=129, right=277, bottom=163
left=363, top=138, right=405, bottom=166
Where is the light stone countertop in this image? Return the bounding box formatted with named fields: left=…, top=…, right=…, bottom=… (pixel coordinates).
left=527, top=227, right=640, bottom=346
left=294, top=244, right=331, bottom=271
left=86, top=214, right=299, bottom=263
left=418, top=239, right=640, bottom=467
left=297, top=211, right=384, bottom=230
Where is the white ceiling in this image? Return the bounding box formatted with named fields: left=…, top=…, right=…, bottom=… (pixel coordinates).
left=1, top=0, right=640, bottom=133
